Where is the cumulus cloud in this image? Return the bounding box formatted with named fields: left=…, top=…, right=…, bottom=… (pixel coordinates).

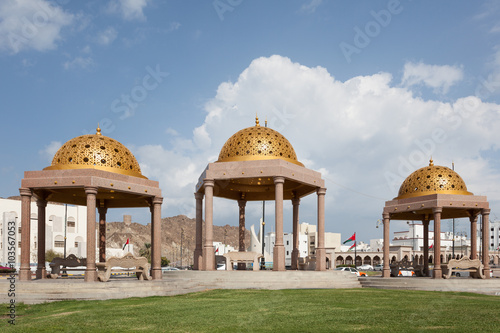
left=39, top=141, right=61, bottom=163
left=96, top=26, right=117, bottom=45
left=135, top=55, right=500, bottom=240
left=107, top=0, right=149, bottom=21
left=0, top=0, right=73, bottom=54
left=401, top=61, right=464, bottom=94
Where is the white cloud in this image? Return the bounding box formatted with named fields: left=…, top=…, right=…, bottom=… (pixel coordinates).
left=96, top=27, right=117, bottom=45
left=401, top=61, right=464, bottom=94
left=39, top=141, right=61, bottom=163
left=63, top=56, right=93, bottom=70
left=0, top=0, right=73, bottom=54
left=135, top=55, right=500, bottom=240
left=107, top=0, right=149, bottom=21
left=299, top=0, right=323, bottom=14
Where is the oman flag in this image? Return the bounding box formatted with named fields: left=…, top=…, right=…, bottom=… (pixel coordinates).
left=343, top=233, right=356, bottom=244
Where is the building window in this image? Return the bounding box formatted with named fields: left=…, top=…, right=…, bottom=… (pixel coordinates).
left=286, top=240, right=289, bottom=245
left=286, top=251, right=289, bottom=256
left=18, top=227, right=21, bottom=233
left=67, top=221, right=76, bottom=228
left=54, top=241, right=64, bottom=248
left=75, top=242, right=79, bottom=248
left=18, top=241, right=21, bottom=248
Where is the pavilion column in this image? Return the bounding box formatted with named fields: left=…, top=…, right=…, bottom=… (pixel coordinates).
left=291, top=197, right=300, bottom=270
left=98, top=203, right=107, bottom=263
left=151, top=196, right=163, bottom=280
left=238, top=198, right=247, bottom=270
left=36, top=198, right=47, bottom=279
left=433, top=207, right=443, bottom=279
left=482, top=208, right=491, bottom=278
left=470, top=214, right=478, bottom=260
left=316, top=188, right=327, bottom=271
left=193, top=192, right=203, bottom=270
left=84, top=186, right=98, bottom=282
left=202, top=179, right=215, bottom=271
left=423, top=217, right=429, bottom=277
left=19, top=188, right=32, bottom=281
left=273, top=176, right=285, bottom=271
left=382, top=212, right=390, bottom=278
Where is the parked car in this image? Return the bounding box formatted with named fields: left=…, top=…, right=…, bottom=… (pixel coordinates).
left=335, top=267, right=367, bottom=277
left=357, top=264, right=374, bottom=271
left=374, top=264, right=383, bottom=271
left=162, top=266, right=180, bottom=271
left=396, top=269, right=415, bottom=277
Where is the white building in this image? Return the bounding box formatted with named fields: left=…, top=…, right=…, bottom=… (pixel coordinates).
left=0, top=197, right=88, bottom=265
left=491, top=220, right=500, bottom=251
left=391, top=223, right=470, bottom=254
left=250, top=221, right=340, bottom=267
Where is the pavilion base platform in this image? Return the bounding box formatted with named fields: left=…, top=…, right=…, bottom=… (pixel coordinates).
left=0, top=271, right=360, bottom=304
left=359, top=276, right=500, bottom=296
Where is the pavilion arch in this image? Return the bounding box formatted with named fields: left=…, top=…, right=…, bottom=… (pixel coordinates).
left=373, top=256, right=381, bottom=265
left=18, top=126, right=163, bottom=282
left=382, top=159, right=491, bottom=279
left=193, top=117, right=326, bottom=271
left=336, top=256, right=344, bottom=266
left=363, top=256, right=371, bottom=265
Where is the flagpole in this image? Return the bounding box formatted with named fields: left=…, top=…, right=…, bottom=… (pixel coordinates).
left=354, top=232, right=357, bottom=268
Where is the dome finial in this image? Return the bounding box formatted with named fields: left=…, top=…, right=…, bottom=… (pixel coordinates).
left=429, top=157, right=433, bottom=166
left=255, top=113, right=260, bottom=127
left=265, top=116, right=268, bottom=128
left=96, top=123, right=102, bottom=136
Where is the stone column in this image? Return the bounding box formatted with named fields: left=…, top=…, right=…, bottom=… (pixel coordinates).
left=470, top=213, right=478, bottom=260
left=423, top=217, right=429, bottom=277
left=36, top=198, right=47, bottom=279
left=202, top=179, right=215, bottom=271
left=151, top=196, right=163, bottom=280
left=482, top=208, right=491, bottom=278
left=316, top=188, right=327, bottom=271
left=19, top=188, right=32, bottom=281
left=238, top=198, right=247, bottom=270
left=193, top=192, right=203, bottom=270
left=84, top=186, right=98, bottom=282
left=273, top=176, right=285, bottom=271
left=98, top=204, right=107, bottom=263
left=382, top=212, right=390, bottom=278
left=433, top=207, right=442, bottom=279
left=291, top=197, right=300, bottom=270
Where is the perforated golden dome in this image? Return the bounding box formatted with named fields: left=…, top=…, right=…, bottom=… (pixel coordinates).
left=396, top=159, right=472, bottom=199
left=43, top=126, right=146, bottom=178
left=217, top=117, right=304, bottom=166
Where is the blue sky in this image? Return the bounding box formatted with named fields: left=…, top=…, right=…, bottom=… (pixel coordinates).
left=1, top=0, right=500, bottom=243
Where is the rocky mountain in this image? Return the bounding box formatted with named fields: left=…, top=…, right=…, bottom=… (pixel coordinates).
left=106, top=215, right=251, bottom=266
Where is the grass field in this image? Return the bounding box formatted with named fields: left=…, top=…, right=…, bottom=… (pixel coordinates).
left=3, top=288, right=500, bottom=332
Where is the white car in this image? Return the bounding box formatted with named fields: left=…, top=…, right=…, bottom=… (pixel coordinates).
left=357, top=264, right=374, bottom=271
left=374, top=264, right=383, bottom=271
left=335, top=267, right=367, bottom=277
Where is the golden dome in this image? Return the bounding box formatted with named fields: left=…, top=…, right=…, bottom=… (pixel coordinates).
left=217, top=116, right=304, bottom=166
left=43, top=126, right=146, bottom=178
left=396, top=159, right=472, bottom=199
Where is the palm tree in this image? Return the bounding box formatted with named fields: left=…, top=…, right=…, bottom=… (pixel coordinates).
left=140, top=243, right=152, bottom=263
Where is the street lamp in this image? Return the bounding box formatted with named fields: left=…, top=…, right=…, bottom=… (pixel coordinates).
left=407, top=221, right=415, bottom=260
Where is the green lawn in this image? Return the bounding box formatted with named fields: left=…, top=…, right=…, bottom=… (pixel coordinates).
left=3, top=289, right=500, bottom=332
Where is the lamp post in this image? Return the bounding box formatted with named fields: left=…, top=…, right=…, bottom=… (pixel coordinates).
left=180, top=228, right=184, bottom=269
left=407, top=221, right=415, bottom=260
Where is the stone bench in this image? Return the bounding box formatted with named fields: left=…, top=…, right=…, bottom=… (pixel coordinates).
left=48, top=254, right=86, bottom=279
left=223, top=251, right=263, bottom=271
left=96, top=253, right=151, bottom=282
left=441, top=257, right=484, bottom=279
